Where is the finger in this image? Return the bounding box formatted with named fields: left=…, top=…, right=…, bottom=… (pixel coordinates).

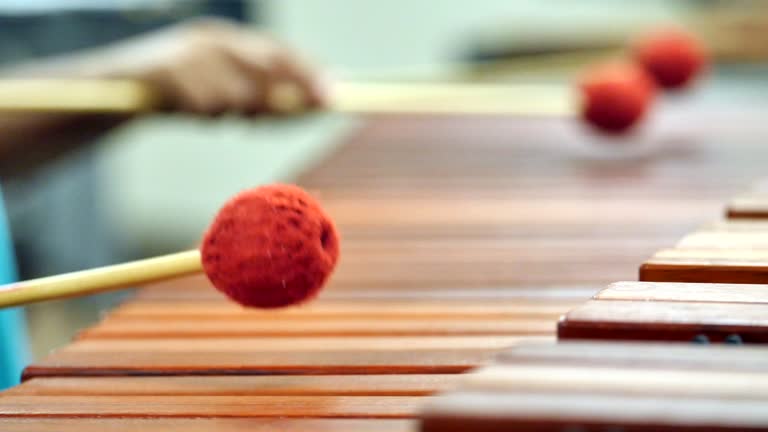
left=218, top=39, right=294, bottom=114
left=237, top=29, right=330, bottom=102
left=224, top=35, right=329, bottom=111
left=267, top=48, right=330, bottom=109
left=213, top=41, right=271, bottom=114
left=266, top=78, right=309, bottom=115
left=154, top=58, right=222, bottom=115
left=145, top=65, right=204, bottom=113
left=202, top=46, right=261, bottom=113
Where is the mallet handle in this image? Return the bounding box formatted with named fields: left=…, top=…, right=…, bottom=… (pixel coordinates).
left=0, top=79, right=573, bottom=116
left=0, top=250, right=201, bottom=308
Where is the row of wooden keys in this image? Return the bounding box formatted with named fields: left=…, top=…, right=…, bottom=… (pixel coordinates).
left=2, top=178, right=767, bottom=431
left=421, top=181, right=768, bottom=431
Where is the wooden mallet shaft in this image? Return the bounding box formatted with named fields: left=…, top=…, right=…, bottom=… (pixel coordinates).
left=0, top=250, right=201, bottom=308
left=0, top=79, right=574, bottom=116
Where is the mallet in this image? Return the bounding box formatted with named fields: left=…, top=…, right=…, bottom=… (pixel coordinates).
left=0, top=184, right=340, bottom=309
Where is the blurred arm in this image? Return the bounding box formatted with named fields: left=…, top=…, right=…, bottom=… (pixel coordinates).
left=0, top=18, right=328, bottom=172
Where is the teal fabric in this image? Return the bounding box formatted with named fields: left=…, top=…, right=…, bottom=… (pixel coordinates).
left=0, top=188, right=30, bottom=389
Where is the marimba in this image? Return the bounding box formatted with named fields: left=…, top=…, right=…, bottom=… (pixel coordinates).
left=421, top=180, right=768, bottom=431
left=2, top=113, right=768, bottom=430
left=421, top=341, right=768, bottom=431
left=558, top=281, right=768, bottom=342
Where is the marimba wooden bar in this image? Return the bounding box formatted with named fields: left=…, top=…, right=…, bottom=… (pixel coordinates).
left=642, top=180, right=768, bottom=283
left=558, top=281, right=768, bottom=342
left=556, top=181, right=768, bottom=345
left=421, top=341, right=768, bottom=432
left=641, top=223, right=768, bottom=283
left=728, top=179, right=768, bottom=219
left=4, top=113, right=768, bottom=430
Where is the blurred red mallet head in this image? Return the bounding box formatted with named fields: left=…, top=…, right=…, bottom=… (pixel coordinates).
left=633, top=27, right=708, bottom=89
left=578, top=61, right=656, bottom=134
left=201, top=184, right=340, bottom=308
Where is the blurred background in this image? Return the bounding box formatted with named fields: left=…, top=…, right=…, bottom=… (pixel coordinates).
left=1, top=0, right=767, bottom=359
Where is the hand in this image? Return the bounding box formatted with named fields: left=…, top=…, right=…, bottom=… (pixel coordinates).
left=92, top=18, right=329, bottom=115
left=0, top=18, right=330, bottom=169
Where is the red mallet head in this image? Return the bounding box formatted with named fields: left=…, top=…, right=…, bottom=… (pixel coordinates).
left=633, top=28, right=708, bottom=89
left=578, top=61, right=656, bottom=134
left=201, top=184, right=340, bottom=308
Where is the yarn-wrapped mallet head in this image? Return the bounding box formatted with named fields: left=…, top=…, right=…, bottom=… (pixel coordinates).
left=633, top=27, right=708, bottom=90
left=201, top=184, right=340, bottom=308
left=578, top=61, right=656, bottom=134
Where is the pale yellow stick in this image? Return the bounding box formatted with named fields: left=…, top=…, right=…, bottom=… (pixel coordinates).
left=0, top=250, right=201, bottom=308
left=0, top=79, right=157, bottom=113
left=0, top=79, right=574, bottom=116
left=332, top=82, right=574, bottom=116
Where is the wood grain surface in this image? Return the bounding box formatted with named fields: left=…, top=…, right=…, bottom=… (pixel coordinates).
left=6, top=113, right=768, bottom=430
left=641, top=221, right=768, bottom=284
left=559, top=281, right=768, bottom=342
left=421, top=341, right=768, bottom=431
